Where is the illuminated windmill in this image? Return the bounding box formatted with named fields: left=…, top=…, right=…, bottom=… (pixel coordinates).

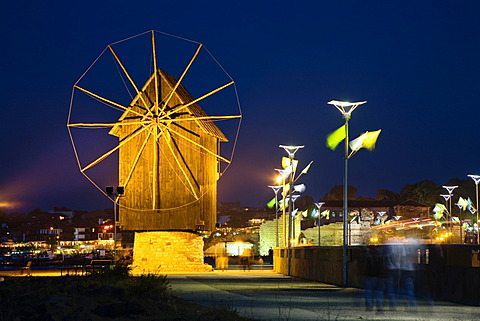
left=68, top=31, right=241, bottom=233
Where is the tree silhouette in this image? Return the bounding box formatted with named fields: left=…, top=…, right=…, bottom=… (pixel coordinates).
left=323, top=185, right=358, bottom=200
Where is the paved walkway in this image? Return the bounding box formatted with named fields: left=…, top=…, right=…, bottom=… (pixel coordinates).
left=168, top=270, right=480, bottom=321
left=2, top=268, right=479, bottom=320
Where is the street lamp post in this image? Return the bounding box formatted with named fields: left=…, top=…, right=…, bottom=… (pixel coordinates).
left=443, top=185, right=458, bottom=242
left=106, top=186, right=124, bottom=262
left=440, top=194, right=451, bottom=220
left=467, top=175, right=480, bottom=244
left=291, top=194, right=301, bottom=243
left=268, top=185, right=283, bottom=247
left=279, top=145, right=304, bottom=276
left=455, top=203, right=464, bottom=244
left=327, top=100, right=366, bottom=287
left=315, top=202, right=324, bottom=246
left=275, top=168, right=290, bottom=247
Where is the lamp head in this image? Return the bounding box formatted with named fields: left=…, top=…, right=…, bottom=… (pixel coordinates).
left=440, top=194, right=451, bottom=201
left=314, top=202, right=324, bottom=209
left=291, top=194, right=301, bottom=201
left=327, top=100, right=367, bottom=118
left=468, top=174, right=480, bottom=185
left=442, top=185, right=458, bottom=194
left=268, top=185, right=282, bottom=193
left=279, top=145, right=304, bottom=158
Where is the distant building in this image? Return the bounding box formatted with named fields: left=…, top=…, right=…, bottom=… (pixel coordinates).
left=259, top=199, right=430, bottom=254
left=303, top=199, right=430, bottom=229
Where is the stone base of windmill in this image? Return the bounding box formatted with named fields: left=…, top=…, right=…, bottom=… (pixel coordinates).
left=130, top=231, right=212, bottom=274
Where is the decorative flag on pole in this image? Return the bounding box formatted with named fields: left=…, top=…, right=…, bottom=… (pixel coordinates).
left=266, top=198, right=276, bottom=209
left=301, top=161, right=313, bottom=174
left=433, top=203, right=447, bottom=220
left=349, top=129, right=382, bottom=152
left=458, top=197, right=469, bottom=211
left=282, top=158, right=298, bottom=172
left=326, top=125, right=346, bottom=150
left=276, top=166, right=292, bottom=179
left=350, top=215, right=360, bottom=223
left=293, top=184, right=306, bottom=193
left=468, top=197, right=476, bottom=213
left=320, top=209, right=330, bottom=219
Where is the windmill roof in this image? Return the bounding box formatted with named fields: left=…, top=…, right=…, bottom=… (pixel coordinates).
left=160, top=69, right=228, bottom=142
left=110, top=69, right=228, bottom=142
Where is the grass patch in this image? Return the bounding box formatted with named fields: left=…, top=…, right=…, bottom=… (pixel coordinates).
left=0, top=270, right=255, bottom=320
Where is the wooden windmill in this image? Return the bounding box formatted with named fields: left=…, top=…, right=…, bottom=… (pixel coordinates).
left=110, top=68, right=233, bottom=231
left=68, top=31, right=241, bottom=234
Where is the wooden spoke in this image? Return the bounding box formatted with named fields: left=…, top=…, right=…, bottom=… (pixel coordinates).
left=151, top=31, right=159, bottom=115
left=108, top=45, right=153, bottom=116
left=74, top=85, right=147, bottom=119
left=160, top=115, right=241, bottom=123
left=162, top=129, right=199, bottom=199
left=68, top=121, right=150, bottom=128
left=163, top=81, right=234, bottom=118
left=152, top=125, right=159, bottom=209
left=160, top=43, right=203, bottom=115
left=81, top=124, right=150, bottom=172
left=161, top=124, right=230, bottom=163
left=121, top=129, right=152, bottom=189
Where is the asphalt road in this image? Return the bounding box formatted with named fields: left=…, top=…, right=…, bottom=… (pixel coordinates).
left=168, top=270, right=480, bottom=321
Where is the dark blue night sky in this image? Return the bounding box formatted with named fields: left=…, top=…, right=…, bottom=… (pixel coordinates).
left=1, top=1, right=480, bottom=213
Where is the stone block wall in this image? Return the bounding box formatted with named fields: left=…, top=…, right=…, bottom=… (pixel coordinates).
left=131, top=231, right=212, bottom=274
left=301, top=223, right=344, bottom=246
left=258, top=215, right=301, bottom=255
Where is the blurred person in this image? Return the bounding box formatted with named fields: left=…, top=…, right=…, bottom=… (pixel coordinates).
left=240, top=248, right=253, bottom=271
left=384, top=239, right=404, bottom=310
left=215, top=248, right=229, bottom=271
left=364, top=246, right=386, bottom=313
left=401, top=238, right=419, bottom=308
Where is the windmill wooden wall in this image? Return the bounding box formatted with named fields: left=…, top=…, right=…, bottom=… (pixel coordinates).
left=110, top=69, right=226, bottom=232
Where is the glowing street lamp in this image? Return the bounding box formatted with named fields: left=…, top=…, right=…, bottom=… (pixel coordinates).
left=468, top=174, right=480, bottom=244
left=327, top=100, right=366, bottom=287
left=268, top=185, right=283, bottom=247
